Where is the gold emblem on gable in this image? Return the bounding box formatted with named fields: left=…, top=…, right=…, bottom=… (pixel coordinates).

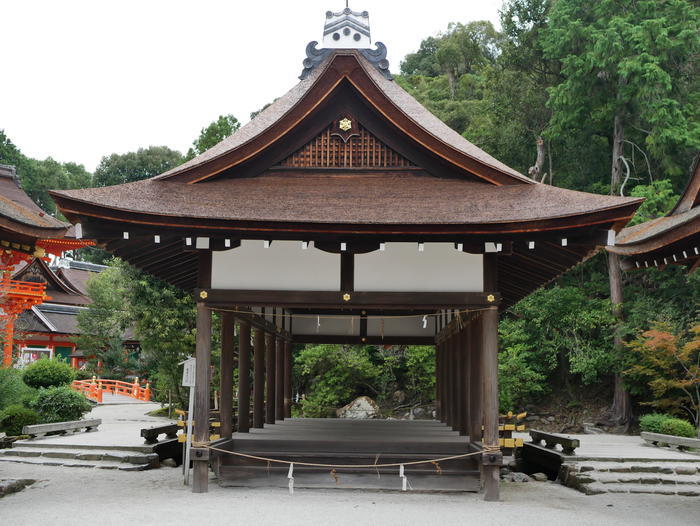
left=338, top=118, right=352, bottom=132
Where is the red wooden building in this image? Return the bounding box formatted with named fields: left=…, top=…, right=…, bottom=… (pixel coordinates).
left=50, top=8, right=642, bottom=499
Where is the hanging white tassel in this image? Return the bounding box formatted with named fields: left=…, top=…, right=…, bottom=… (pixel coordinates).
left=399, top=464, right=408, bottom=491
left=288, top=463, right=294, bottom=495
left=316, top=315, right=320, bottom=333
left=422, top=315, right=427, bottom=329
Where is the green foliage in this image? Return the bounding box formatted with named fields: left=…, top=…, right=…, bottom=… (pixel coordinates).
left=22, top=359, right=75, bottom=389
left=498, top=328, right=548, bottom=410
left=93, top=146, right=183, bottom=187
left=31, top=386, right=92, bottom=423
left=659, top=418, right=696, bottom=438
left=403, top=346, right=436, bottom=403
left=628, top=180, right=679, bottom=226
left=185, top=114, right=240, bottom=160
left=0, top=405, right=40, bottom=436
left=639, top=412, right=673, bottom=433
left=0, top=368, right=37, bottom=411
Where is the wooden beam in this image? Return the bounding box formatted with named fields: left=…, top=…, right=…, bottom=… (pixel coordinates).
left=192, top=250, right=212, bottom=494
left=237, top=321, right=251, bottom=433
left=340, top=252, right=354, bottom=291
left=459, top=321, right=470, bottom=437
left=482, top=306, right=500, bottom=501
left=198, top=289, right=500, bottom=310
left=265, top=332, right=276, bottom=425
left=435, top=341, right=441, bottom=422
left=292, top=335, right=435, bottom=346
left=252, top=328, right=265, bottom=429
left=219, top=311, right=235, bottom=440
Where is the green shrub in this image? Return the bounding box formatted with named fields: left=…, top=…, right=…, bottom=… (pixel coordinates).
left=0, top=368, right=37, bottom=411
left=22, top=359, right=75, bottom=389
left=639, top=413, right=673, bottom=434
left=0, top=404, right=40, bottom=436
left=31, top=386, right=92, bottom=423
left=659, top=418, right=696, bottom=438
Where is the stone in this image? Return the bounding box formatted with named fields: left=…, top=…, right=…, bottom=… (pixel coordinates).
left=675, top=466, right=697, bottom=475
left=0, top=479, right=35, bottom=497
left=392, top=390, right=407, bottom=404
left=161, top=458, right=178, bottom=468
left=609, top=467, right=632, bottom=473
left=546, top=416, right=556, bottom=422
left=677, top=490, right=700, bottom=497
left=76, top=453, right=104, bottom=461
left=510, top=472, right=531, bottom=483
left=532, top=472, right=548, bottom=482
left=411, top=407, right=426, bottom=418
left=336, top=396, right=380, bottom=419
left=579, top=465, right=595, bottom=473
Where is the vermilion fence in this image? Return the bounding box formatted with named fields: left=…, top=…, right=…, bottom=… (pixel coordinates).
left=72, top=377, right=151, bottom=403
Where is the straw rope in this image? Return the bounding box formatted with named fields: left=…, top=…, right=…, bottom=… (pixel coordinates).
left=198, top=443, right=500, bottom=469
left=211, top=306, right=492, bottom=321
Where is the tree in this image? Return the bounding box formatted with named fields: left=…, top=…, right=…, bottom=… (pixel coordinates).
left=625, top=324, right=700, bottom=436
left=93, top=146, right=183, bottom=187
left=185, top=114, right=240, bottom=161
left=542, top=0, right=700, bottom=426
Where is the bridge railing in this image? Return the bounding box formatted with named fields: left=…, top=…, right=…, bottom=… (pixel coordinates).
left=72, top=377, right=151, bottom=403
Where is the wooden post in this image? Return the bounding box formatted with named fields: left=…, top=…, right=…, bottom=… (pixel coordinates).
left=469, top=317, right=482, bottom=442
left=450, top=327, right=459, bottom=431
left=238, top=321, right=251, bottom=433
left=482, top=252, right=500, bottom=501
left=459, top=321, right=470, bottom=436
left=275, top=336, right=285, bottom=421
left=219, top=311, right=235, bottom=440
left=283, top=340, right=292, bottom=418
left=193, top=251, right=212, bottom=494
left=265, top=332, right=276, bottom=425
left=253, top=327, right=265, bottom=429
left=435, top=342, right=441, bottom=421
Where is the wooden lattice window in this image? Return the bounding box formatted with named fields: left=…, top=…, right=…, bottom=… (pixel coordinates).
left=277, top=118, right=414, bottom=169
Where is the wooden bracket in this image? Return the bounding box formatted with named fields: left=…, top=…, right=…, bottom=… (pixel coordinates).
left=482, top=451, right=503, bottom=466
left=191, top=447, right=210, bottom=461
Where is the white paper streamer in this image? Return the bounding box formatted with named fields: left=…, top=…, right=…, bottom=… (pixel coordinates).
left=316, top=315, right=320, bottom=333
left=399, top=464, right=408, bottom=491
left=288, top=463, right=294, bottom=495
left=422, top=315, right=427, bottom=329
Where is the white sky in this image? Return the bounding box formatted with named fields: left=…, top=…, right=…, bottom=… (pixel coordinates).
left=1, top=0, right=503, bottom=172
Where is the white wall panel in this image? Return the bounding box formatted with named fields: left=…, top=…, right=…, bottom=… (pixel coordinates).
left=211, top=240, right=340, bottom=291
left=355, top=243, right=483, bottom=292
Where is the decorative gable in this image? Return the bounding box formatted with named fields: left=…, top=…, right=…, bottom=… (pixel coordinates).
left=277, top=117, right=414, bottom=169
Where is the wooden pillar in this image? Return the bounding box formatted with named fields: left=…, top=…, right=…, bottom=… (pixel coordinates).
left=451, top=327, right=460, bottom=431
left=237, top=321, right=251, bottom=433
left=482, top=252, right=500, bottom=501
left=219, top=311, right=235, bottom=440
left=252, top=327, right=265, bottom=429
left=265, top=332, right=276, bottom=425
left=469, top=317, right=482, bottom=442
left=459, top=321, right=470, bottom=436
left=444, top=337, right=451, bottom=427
left=283, top=340, right=292, bottom=418
left=435, top=342, right=441, bottom=421
left=193, top=251, right=212, bottom=494
left=275, top=336, right=285, bottom=421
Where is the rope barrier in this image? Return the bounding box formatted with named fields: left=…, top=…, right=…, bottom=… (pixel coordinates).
left=203, top=444, right=500, bottom=469
left=212, top=306, right=492, bottom=322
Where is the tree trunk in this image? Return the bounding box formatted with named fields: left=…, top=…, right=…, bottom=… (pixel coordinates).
left=528, top=136, right=546, bottom=181
left=608, top=251, right=631, bottom=427
left=611, top=114, right=624, bottom=194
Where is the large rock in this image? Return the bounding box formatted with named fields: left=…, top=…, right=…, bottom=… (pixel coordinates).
left=336, top=396, right=380, bottom=419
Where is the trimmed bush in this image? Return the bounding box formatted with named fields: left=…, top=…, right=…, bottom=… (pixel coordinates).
left=0, top=404, right=40, bottom=436
left=22, top=358, right=75, bottom=389
left=639, top=413, right=673, bottom=434
left=31, top=386, right=92, bottom=423
left=0, top=368, right=37, bottom=411
left=659, top=418, right=696, bottom=439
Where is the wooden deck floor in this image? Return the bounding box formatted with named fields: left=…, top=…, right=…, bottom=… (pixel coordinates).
left=214, top=418, right=481, bottom=492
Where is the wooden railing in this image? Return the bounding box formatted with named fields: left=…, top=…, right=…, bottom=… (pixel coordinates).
left=72, top=377, right=151, bottom=403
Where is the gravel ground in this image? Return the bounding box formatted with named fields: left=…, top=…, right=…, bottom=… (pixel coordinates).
left=0, top=462, right=697, bottom=526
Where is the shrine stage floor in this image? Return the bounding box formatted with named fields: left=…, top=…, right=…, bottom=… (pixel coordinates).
left=212, top=418, right=481, bottom=492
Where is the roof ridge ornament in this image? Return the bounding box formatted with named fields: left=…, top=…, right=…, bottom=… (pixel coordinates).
left=299, top=41, right=392, bottom=81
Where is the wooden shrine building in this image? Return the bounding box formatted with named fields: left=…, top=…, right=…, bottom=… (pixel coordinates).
left=50, top=7, right=642, bottom=500
left=609, top=155, right=700, bottom=272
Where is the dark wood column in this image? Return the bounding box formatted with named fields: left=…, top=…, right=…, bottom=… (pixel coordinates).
left=265, top=332, right=276, bottom=425
left=283, top=340, right=292, bottom=418
left=459, top=320, right=470, bottom=436
left=444, top=337, right=451, bottom=427
left=252, top=327, right=265, bottom=429
left=219, top=311, right=235, bottom=440
left=482, top=253, right=501, bottom=501
left=468, top=317, right=482, bottom=442
left=237, top=320, right=251, bottom=433
left=450, top=327, right=459, bottom=431
left=275, top=336, right=285, bottom=421
left=193, top=251, right=212, bottom=493
left=435, top=342, right=441, bottom=421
